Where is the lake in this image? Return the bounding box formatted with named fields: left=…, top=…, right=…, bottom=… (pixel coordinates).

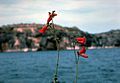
left=0, top=48, right=120, bottom=83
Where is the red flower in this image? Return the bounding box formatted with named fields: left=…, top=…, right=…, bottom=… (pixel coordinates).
left=47, top=17, right=52, bottom=24
left=52, top=13, right=57, bottom=17
left=47, top=11, right=57, bottom=24
left=76, top=37, right=86, bottom=45
left=80, top=46, right=86, bottom=54
left=39, top=25, right=48, bottom=34
left=77, top=46, right=88, bottom=58
left=77, top=52, right=88, bottom=58
left=80, top=53, right=88, bottom=58
left=38, top=11, right=57, bottom=34
left=51, top=11, right=57, bottom=18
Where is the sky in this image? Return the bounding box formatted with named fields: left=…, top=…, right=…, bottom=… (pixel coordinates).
left=0, top=0, right=120, bottom=33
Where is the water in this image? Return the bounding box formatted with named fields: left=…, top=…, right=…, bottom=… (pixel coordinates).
left=0, top=48, right=120, bottom=83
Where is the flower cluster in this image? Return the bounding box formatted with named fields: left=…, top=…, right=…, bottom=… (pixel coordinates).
left=39, top=11, right=57, bottom=34
left=38, top=11, right=89, bottom=83
left=38, top=11, right=60, bottom=83
left=76, top=37, right=88, bottom=58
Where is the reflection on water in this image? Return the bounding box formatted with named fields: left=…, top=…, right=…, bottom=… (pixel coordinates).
left=0, top=48, right=120, bottom=83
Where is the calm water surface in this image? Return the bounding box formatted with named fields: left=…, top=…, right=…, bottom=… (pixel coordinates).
left=0, top=48, right=120, bottom=83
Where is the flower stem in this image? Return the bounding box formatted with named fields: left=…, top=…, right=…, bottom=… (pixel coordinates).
left=74, top=56, right=79, bottom=83
left=73, top=42, right=78, bottom=64
left=51, top=20, right=60, bottom=83
left=73, top=42, right=79, bottom=83
left=54, top=38, right=60, bottom=78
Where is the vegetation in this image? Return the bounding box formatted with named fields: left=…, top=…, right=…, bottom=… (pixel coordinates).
left=0, top=23, right=120, bottom=52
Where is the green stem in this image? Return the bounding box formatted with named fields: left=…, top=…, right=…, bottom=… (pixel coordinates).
left=74, top=56, right=79, bottom=83
left=73, top=42, right=78, bottom=64
left=73, top=42, right=79, bottom=83
left=51, top=20, right=60, bottom=83
left=55, top=40, right=60, bottom=77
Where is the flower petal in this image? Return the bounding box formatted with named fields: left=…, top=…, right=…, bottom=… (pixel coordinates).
left=47, top=17, right=52, bottom=24
left=79, top=46, right=86, bottom=54
left=80, top=53, right=88, bottom=58
left=39, top=25, right=48, bottom=34
left=76, top=37, right=86, bottom=45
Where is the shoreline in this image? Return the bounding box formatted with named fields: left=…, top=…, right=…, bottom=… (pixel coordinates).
left=1, top=46, right=119, bottom=53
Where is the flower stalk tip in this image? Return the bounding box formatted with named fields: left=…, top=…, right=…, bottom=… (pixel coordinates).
left=47, top=11, right=57, bottom=24
left=39, top=11, right=57, bottom=34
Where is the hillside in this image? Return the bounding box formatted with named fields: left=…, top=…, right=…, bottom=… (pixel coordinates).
left=95, top=29, right=120, bottom=47
left=0, top=23, right=120, bottom=52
